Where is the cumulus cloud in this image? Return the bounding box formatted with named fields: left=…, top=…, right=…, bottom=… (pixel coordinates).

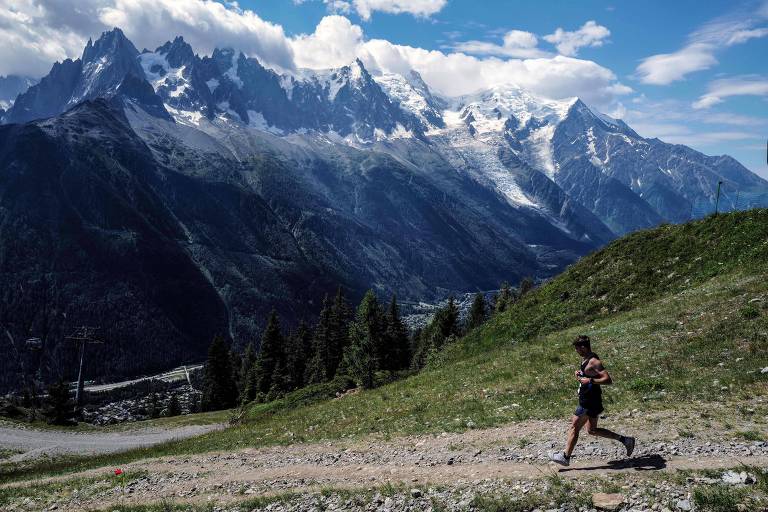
left=0, top=0, right=295, bottom=77
left=0, top=2, right=631, bottom=116
left=636, top=5, right=768, bottom=85
left=299, top=0, right=446, bottom=20
left=693, top=76, right=768, bottom=109
left=351, top=0, right=447, bottom=20
left=358, top=38, right=631, bottom=110
left=450, top=30, right=550, bottom=59
left=291, top=15, right=363, bottom=68
left=543, top=20, right=610, bottom=56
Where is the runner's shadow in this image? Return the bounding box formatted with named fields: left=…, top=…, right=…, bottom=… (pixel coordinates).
left=559, top=454, right=666, bottom=472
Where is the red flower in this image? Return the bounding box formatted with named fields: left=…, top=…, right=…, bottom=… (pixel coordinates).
left=114, top=468, right=123, bottom=476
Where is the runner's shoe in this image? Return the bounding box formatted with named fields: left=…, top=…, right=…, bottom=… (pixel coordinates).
left=622, top=436, right=635, bottom=457
left=548, top=451, right=570, bottom=466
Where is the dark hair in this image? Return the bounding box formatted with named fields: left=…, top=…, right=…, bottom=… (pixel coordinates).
left=572, top=335, right=591, bottom=349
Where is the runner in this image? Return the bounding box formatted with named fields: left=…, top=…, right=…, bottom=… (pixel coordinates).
left=548, top=335, right=635, bottom=466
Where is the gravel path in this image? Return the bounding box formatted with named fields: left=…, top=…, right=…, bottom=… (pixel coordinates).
left=0, top=423, right=225, bottom=462
left=2, top=410, right=766, bottom=511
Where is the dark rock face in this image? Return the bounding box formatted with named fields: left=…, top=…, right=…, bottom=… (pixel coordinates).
left=6, top=28, right=142, bottom=124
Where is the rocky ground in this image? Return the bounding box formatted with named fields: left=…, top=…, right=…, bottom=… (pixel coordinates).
left=2, top=407, right=766, bottom=511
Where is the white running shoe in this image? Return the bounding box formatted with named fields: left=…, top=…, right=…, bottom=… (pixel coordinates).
left=623, top=436, right=636, bottom=457
left=548, top=451, right=570, bottom=466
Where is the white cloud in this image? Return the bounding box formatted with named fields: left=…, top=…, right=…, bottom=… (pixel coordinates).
left=636, top=5, right=768, bottom=85
left=359, top=39, right=631, bottom=110
left=351, top=0, right=446, bottom=21
left=726, top=28, right=768, bottom=45
left=302, top=0, right=446, bottom=20
left=0, top=3, right=632, bottom=116
left=98, top=0, right=295, bottom=68
left=543, top=20, right=610, bottom=56
left=0, top=0, right=296, bottom=76
left=693, top=76, right=768, bottom=109
left=636, top=43, right=718, bottom=86
left=450, top=30, right=550, bottom=58
left=291, top=15, right=363, bottom=69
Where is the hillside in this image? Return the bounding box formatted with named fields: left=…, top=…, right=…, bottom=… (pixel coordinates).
left=0, top=210, right=768, bottom=510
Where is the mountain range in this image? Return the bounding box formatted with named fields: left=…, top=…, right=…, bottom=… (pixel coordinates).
left=1, top=28, right=765, bottom=390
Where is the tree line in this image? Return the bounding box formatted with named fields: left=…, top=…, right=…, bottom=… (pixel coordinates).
left=202, top=279, right=534, bottom=412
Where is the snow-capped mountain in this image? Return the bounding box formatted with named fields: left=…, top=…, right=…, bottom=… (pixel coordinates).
left=6, top=27, right=767, bottom=258
left=2, top=28, right=766, bottom=387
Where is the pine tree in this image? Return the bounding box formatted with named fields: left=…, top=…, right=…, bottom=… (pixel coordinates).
left=239, top=342, right=256, bottom=393
left=148, top=392, right=160, bottom=419
left=383, top=295, right=410, bottom=371
left=495, top=282, right=513, bottom=314
left=44, top=379, right=73, bottom=425
left=343, top=290, right=383, bottom=389
left=328, top=287, right=352, bottom=378
left=306, top=295, right=332, bottom=384
left=230, top=349, right=242, bottom=400
left=166, top=392, right=181, bottom=417
left=242, top=365, right=259, bottom=404
left=202, top=335, right=238, bottom=411
left=286, top=322, right=312, bottom=390
left=251, top=310, right=285, bottom=396
left=467, top=293, right=487, bottom=330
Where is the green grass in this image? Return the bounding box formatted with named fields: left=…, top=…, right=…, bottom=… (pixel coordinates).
left=0, top=449, right=21, bottom=461
left=2, top=210, right=767, bottom=484
left=0, top=470, right=147, bottom=509
left=735, top=430, right=765, bottom=442
left=693, top=485, right=750, bottom=512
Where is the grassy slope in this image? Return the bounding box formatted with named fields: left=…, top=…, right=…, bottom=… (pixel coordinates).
left=2, top=210, right=767, bottom=483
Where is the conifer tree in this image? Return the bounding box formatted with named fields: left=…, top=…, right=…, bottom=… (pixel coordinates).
left=328, top=287, right=352, bottom=377
left=343, top=290, right=383, bottom=388
left=495, top=282, right=513, bottom=314
left=166, top=392, right=181, bottom=417
left=239, top=342, right=256, bottom=393
left=467, top=293, right=487, bottom=330
left=383, top=295, right=410, bottom=371
left=306, top=295, right=332, bottom=384
left=251, top=310, right=285, bottom=396
left=287, top=321, right=312, bottom=389
left=202, top=335, right=238, bottom=411
left=148, top=392, right=160, bottom=419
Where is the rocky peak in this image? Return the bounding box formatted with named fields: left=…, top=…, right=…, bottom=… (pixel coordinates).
left=156, top=36, right=196, bottom=68
left=82, top=28, right=139, bottom=65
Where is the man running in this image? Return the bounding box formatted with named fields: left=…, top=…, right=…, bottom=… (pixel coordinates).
left=549, top=335, right=635, bottom=466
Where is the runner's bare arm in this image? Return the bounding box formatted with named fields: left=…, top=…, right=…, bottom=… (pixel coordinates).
left=581, top=358, right=613, bottom=385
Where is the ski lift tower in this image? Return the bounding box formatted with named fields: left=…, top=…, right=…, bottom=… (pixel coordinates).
left=66, top=326, right=103, bottom=408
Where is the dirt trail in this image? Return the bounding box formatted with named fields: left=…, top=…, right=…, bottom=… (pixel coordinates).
left=3, top=414, right=766, bottom=511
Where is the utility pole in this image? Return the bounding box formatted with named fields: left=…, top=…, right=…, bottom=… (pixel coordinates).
left=714, top=181, right=723, bottom=215
left=66, top=326, right=103, bottom=408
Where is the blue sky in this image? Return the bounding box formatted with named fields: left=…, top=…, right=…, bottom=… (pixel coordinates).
left=2, top=0, right=766, bottom=177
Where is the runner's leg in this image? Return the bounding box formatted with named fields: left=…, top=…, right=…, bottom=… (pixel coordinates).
left=586, top=416, right=622, bottom=441
left=565, top=414, right=589, bottom=457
